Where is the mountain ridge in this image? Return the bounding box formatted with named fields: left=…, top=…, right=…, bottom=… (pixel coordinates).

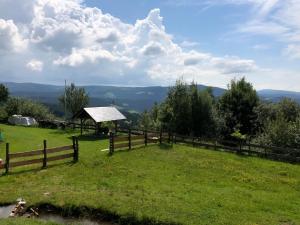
left=2, top=82, right=300, bottom=114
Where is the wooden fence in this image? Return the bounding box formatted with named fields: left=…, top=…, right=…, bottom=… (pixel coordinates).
left=116, top=127, right=300, bottom=163
left=173, top=134, right=300, bottom=163
left=109, top=129, right=171, bottom=154
left=0, top=136, right=79, bottom=174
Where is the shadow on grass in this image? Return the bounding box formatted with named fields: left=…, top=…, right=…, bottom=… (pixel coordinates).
left=33, top=203, right=181, bottom=225
left=0, top=161, right=76, bottom=177
left=158, top=143, right=173, bottom=150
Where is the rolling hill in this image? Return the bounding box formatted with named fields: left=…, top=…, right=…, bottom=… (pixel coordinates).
left=2, top=82, right=300, bottom=115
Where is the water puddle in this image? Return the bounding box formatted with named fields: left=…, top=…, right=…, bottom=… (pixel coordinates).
left=0, top=205, right=114, bottom=225
left=39, top=213, right=113, bottom=225
left=0, top=205, right=15, bottom=218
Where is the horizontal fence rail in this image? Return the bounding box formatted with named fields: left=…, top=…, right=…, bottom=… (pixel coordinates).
left=117, top=127, right=300, bottom=164
left=109, top=129, right=171, bottom=154
left=0, top=136, right=79, bottom=174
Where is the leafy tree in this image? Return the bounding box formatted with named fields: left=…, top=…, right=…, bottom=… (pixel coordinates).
left=254, top=98, right=300, bottom=150
left=59, top=83, right=89, bottom=117
left=276, top=98, right=300, bottom=122
left=164, top=80, right=191, bottom=134
left=0, top=84, right=9, bottom=104
left=190, top=83, right=215, bottom=137
left=5, top=97, right=54, bottom=120
left=138, top=110, right=153, bottom=130
left=218, top=77, right=259, bottom=138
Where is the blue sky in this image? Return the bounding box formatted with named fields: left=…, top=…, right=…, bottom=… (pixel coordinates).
left=0, top=0, right=300, bottom=90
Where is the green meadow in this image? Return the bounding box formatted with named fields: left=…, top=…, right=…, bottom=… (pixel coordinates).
left=0, top=124, right=300, bottom=225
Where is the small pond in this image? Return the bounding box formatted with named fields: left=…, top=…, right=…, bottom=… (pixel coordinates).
left=0, top=205, right=114, bottom=225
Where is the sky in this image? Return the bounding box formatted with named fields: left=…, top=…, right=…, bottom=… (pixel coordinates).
left=0, top=0, right=300, bottom=91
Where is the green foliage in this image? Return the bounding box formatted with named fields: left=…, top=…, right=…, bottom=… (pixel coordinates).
left=5, top=97, right=54, bottom=120
left=255, top=115, right=300, bottom=149
left=156, top=80, right=215, bottom=136
left=138, top=110, right=153, bottom=130
left=218, top=77, right=259, bottom=138
left=165, top=79, right=192, bottom=134
left=0, top=84, right=9, bottom=104
left=59, top=83, right=89, bottom=117
left=1, top=125, right=300, bottom=225
left=231, top=129, right=247, bottom=141
left=254, top=98, right=300, bottom=149
left=0, top=106, right=8, bottom=121
left=277, top=98, right=300, bottom=122
left=190, top=83, right=215, bottom=136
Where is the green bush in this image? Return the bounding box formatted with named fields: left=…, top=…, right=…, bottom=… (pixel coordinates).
left=5, top=97, right=55, bottom=121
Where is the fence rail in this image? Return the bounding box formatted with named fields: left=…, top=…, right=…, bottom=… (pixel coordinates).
left=1, top=136, right=79, bottom=174
left=109, top=129, right=171, bottom=154
left=116, top=127, right=300, bottom=163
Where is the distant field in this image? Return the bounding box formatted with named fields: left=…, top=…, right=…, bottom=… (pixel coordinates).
left=0, top=124, right=300, bottom=225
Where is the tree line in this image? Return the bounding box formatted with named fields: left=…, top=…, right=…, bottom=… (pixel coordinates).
left=138, top=78, right=300, bottom=149
left=2, top=79, right=300, bottom=150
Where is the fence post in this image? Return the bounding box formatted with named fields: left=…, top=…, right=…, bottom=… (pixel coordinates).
left=174, top=134, right=177, bottom=144
left=192, top=135, right=195, bottom=147
left=75, top=137, right=79, bottom=162
left=144, top=130, right=148, bottom=146
left=5, top=143, right=9, bottom=174
left=128, top=129, right=132, bottom=150
left=159, top=129, right=162, bottom=144
left=72, top=136, right=76, bottom=161
left=109, top=132, right=114, bottom=155
left=43, top=140, right=47, bottom=168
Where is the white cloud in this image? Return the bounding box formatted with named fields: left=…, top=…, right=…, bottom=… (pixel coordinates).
left=26, top=59, right=44, bottom=72
left=283, top=44, right=300, bottom=59
left=0, top=0, right=262, bottom=87
left=0, top=19, right=27, bottom=53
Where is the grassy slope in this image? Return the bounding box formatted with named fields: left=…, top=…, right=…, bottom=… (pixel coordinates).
left=0, top=124, right=300, bottom=225
left=0, top=218, right=59, bottom=225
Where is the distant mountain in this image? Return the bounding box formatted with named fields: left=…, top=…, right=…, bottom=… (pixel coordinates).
left=2, top=82, right=225, bottom=114
left=3, top=82, right=300, bottom=115
left=258, top=89, right=300, bottom=103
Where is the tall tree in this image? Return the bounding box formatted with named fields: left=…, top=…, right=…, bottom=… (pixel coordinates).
left=0, top=84, right=9, bottom=104
left=218, top=77, right=259, bottom=138
left=165, top=80, right=191, bottom=134
left=190, top=83, right=215, bottom=137
left=59, top=83, right=89, bottom=117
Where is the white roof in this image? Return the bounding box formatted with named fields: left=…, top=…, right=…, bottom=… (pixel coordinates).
left=83, top=107, right=126, bottom=123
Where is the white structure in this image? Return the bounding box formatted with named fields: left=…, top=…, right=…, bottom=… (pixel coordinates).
left=8, top=115, right=38, bottom=126
left=73, top=106, right=126, bottom=135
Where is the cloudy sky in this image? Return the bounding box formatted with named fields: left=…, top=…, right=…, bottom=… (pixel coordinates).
left=0, top=0, right=300, bottom=90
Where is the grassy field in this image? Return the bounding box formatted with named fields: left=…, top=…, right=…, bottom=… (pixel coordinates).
left=0, top=218, right=59, bottom=225
left=0, top=124, right=300, bottom=225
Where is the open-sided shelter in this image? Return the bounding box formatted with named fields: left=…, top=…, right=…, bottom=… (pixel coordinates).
left=73, top=107, right=126, bottom=135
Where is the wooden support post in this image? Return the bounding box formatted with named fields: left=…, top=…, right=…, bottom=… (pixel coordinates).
left=159, top=129, right=162, bottom=144
left=72, top=136, right=77, bottom=162
left=5, top=143, right=9, bottom=174
left=128, top=129, right=131, bottom=150
left=192, top=135, right=195, bottom=147
left=109, top=132, right=114, bottom=155
left=80, top=118, right=83, bottom=136
left=114, top=121, right=118, bottom=135
left=144, top=130, right=148, bottom=146
left=75, top=137, right=79, bottom=162
left=43, top=140, right=47, bottom=168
